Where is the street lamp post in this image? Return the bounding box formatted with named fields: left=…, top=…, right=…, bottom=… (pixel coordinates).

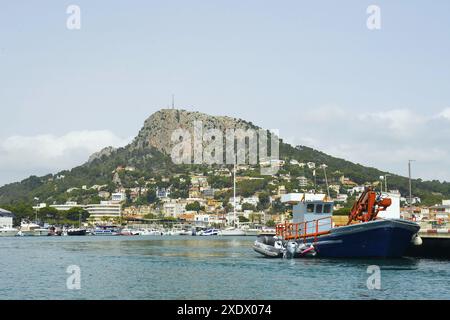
left=34, top=197, right=39, bottom=223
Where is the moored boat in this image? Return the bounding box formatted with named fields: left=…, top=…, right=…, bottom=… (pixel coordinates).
left=0, top=227, right=18, bottom=237
left=219, top=227, right=246, bottom=236
left=93, top=225, right=120, bottom=236
left=138, top=228, right=163, bottom=236
left=66, top=228, right=87, bottom=236
left=253, top=188, right=420, bottom=258
left=17, top=221, right=48, bottom=236
left=201, top=228, right=219, bottom=236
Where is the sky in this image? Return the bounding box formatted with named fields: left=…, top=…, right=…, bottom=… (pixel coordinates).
left=1, top=0, right=450, bottom=186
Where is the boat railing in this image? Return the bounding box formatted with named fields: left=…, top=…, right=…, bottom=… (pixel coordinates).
left=275, top=217, right=332, bottom=242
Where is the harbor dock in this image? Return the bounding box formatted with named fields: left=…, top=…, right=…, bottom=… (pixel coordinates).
left=405, top=223, right=450, bottom=258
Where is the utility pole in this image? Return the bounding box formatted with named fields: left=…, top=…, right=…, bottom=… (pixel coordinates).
left=34, top=197, right=39, bottom=223
left=385, top=174, right=391, bottom=193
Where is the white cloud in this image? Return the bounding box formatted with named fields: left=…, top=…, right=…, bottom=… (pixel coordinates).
left=287, top=107, right=450, bottom=182
left=358, top=109, right=425, bottom=137
left=437, top=108, right=450, bottom=121
left=0, top=130, right=131, bottom=186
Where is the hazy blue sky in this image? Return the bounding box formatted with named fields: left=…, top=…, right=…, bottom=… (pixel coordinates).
left=1, top=1, right=450, bottom=186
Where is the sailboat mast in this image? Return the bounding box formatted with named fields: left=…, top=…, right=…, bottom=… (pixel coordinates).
left=233, top=162, right=236, bottom=227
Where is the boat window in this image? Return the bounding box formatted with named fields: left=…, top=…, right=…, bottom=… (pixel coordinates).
left=316, top=204, right=323, bottom=214
left=324, top=204, right=332, bottom=214
left=307, top=204, right=315, bottom=213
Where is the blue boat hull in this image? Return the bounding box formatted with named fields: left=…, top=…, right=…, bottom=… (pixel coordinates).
left=308, top=219, right=420, bottom=258
left=253, top=219, right=420, bottom=258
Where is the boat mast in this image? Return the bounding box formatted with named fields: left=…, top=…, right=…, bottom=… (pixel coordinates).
left=233, top=160, right=237, bottom=228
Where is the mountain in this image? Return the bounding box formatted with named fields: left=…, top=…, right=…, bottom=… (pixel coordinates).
left=1, top=109, right=449, bottom=206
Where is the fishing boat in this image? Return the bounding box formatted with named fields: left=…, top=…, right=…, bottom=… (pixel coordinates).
left=253, top=187, right=421, bottom=258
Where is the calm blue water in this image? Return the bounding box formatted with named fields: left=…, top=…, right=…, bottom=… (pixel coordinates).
left=0, top=236, right=449, bottom=300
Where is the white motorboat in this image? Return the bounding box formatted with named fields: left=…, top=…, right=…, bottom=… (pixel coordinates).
left=0, top=226, right=18, bottom=237
left=201, top=228, right=219, bottom=236
left=17, top=221, right=48, bottom=236
left=139, top=228, right=163, bottom=236
left=119, top=228, right=137, bottom=236
left=93, top=225, right=120, bottom=236
left=219, top=227, right=246, bottom=236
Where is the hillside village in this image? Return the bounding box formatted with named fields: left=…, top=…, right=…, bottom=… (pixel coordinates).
left=21, top=157, right=448, bottom=228
left=1, top=109, right=449, bottom=227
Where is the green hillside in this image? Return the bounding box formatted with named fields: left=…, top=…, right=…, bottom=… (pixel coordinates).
left=1, top=109, right=449, bottom=207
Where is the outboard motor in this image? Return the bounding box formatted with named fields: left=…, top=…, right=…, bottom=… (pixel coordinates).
left=285, top=241, right=298, bottom=259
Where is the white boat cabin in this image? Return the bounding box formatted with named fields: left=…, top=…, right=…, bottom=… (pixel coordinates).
left=281, top=193, right=334, bottom=233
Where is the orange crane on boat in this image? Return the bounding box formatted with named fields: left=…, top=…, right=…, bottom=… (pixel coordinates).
left=347, top=186, right=392, bottom=225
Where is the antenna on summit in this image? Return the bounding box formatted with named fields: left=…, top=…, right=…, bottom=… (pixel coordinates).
left=171, top=94, right=175, bottom=109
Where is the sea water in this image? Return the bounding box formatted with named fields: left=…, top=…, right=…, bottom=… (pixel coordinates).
left=0, top=236, right=449, bottom=300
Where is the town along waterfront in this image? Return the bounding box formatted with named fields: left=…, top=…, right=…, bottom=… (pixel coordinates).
left=0, top=236, right=449, bottom=300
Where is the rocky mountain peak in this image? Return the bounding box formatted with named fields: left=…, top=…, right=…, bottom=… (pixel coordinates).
left=130, top=108, right=259, bottom=155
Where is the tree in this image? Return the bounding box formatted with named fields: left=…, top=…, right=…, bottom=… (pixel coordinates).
left=65, top=207, right=90, bottom=223
left=38, top=206, right=60, bottom=222
left=249, top=212, right=262, bottom=223
left=242, top=203, right=256, bottom=211
left=266, top=220, right=276, bottom=227
left=258, top=192, right=270, bottom=209
left=2, top=203, right=34, bottom=226
left=146, top=189, right=157, bottom=203
left=270, top=199, right=286, bottom=214
left=125, top=190, right=132, bottom=205
left=333, top=208, right=351, bottom=216
left=237, top=179, right=268, bottom=197
left=185, top=201, right=203, bottom=212
left=143, top=213, right=156, bottom=220
left=239, top=215, right=249, bottom=223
